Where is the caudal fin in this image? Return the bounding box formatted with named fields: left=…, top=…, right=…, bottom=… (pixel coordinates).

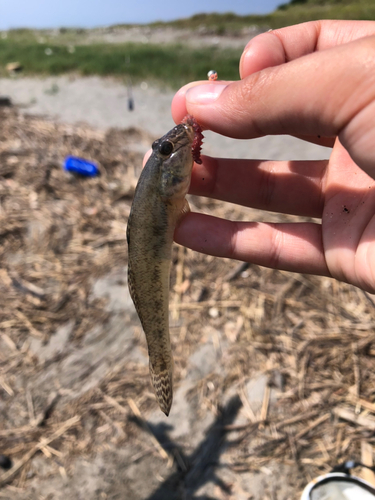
left=149, top=365, right=173, bottom=416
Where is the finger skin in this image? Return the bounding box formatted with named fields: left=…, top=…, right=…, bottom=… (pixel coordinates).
left=173, top=36, right=375, bottom=139
left=173, top=20, right=375, bottom=135
left=173, top=21, right=375, bottom=149
left=174, top=213, right=329, bottom=277
left=172, top=35, right=375, bottom=177
left=168, top=21, right=375, bottom=292
left=240, top=20, right=375, bottom=78
left=173, top=142, right=375, bottom=291
left=189, top=155, right=327, bottom=218
left=145, top=152, right=328, bottom=218
left=319, top=142, right=375, bottom=291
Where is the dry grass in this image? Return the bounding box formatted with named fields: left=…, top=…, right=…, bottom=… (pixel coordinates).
left=1, top=106, right=375, bottom=497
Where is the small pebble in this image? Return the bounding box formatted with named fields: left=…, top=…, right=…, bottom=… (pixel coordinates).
left=207, top=381, right=215, bottom=391
left=208, top=307, right=219, bottom=318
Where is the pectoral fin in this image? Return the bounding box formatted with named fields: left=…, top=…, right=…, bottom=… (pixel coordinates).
left=178, top=198, right=190, bottom=222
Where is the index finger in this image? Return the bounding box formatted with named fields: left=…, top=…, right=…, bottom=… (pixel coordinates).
left=240, top=20, right=375, bottom=78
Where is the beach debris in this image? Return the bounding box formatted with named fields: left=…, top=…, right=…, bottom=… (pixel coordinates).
left=64, top=155, right=100, bottom=176
left=0, top=96, right=12, bottom=107
left=6, top=62, right=22, bottom=73
left=208, top=70, right=218, bottom=81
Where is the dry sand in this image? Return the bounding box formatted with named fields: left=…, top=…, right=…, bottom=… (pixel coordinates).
left=2, top=75, right=372, bottom=500
left=0, top=75, right=332, bottom=161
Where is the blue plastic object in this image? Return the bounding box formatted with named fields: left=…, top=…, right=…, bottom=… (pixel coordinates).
left=64, top=156, right=100, bottom=177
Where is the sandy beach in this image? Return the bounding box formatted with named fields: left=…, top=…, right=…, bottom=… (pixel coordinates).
left=0, top=73, right=352, bottom=500
left=0, top=74, right=332, bottom=161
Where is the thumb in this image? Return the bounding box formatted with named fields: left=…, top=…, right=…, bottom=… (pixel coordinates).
left=171, top=36, right=375, bottom=177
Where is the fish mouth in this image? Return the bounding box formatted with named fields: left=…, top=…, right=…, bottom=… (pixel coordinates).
left=181, top=115, right=204, bottom=164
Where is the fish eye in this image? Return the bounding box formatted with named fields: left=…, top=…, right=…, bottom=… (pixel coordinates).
left=158, top=140, right=173, bottom=156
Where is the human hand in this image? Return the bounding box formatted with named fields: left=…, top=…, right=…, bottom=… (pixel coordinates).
left=171, top=20, right=375, bottom=293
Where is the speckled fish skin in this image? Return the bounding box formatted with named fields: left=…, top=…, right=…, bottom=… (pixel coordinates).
left=127, top=122, right=195, bottom=416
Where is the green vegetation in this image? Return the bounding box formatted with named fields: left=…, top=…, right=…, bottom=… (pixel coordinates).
left=0, top=39, right=242, bottom=88
left=272, top=0, right=375, bottom=25
left=151, top=0, right=375, bottom=30
left=0, top=0, right=374, bottom=86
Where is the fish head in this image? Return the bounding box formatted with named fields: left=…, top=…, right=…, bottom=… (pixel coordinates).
left=153, top=118, right=202, bottom=200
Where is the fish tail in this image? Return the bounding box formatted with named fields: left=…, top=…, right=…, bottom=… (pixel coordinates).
left=149, top=361, right=173, bottom=416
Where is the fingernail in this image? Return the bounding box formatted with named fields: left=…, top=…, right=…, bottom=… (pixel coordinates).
left=186, top=83, right=227, bottom=105
left=240, top=42, right=253, bottom=77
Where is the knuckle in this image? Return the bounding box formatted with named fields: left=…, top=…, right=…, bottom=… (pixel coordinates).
left=269, top=227, right=284, bottom=269
left=259, top=166, right=276, bottom=211
left=221, top=71, right=275, bottom=136
left=228, top=222, right=240, bottom=260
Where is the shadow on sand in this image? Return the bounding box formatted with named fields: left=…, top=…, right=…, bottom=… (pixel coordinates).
left=130, top=395, right=242, bottom=500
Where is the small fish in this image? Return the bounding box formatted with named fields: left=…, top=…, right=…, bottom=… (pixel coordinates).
left=127, top=116, right=203, bottom=415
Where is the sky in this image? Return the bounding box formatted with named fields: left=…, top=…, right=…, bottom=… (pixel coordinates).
left=0, top=0, right=282, bottom=30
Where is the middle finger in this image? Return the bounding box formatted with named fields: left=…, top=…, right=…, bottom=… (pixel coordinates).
left=189, top=155, right=328, bottom=219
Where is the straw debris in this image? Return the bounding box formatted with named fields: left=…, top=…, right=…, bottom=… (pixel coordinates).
left=1, top=106, right=375, bottom=497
